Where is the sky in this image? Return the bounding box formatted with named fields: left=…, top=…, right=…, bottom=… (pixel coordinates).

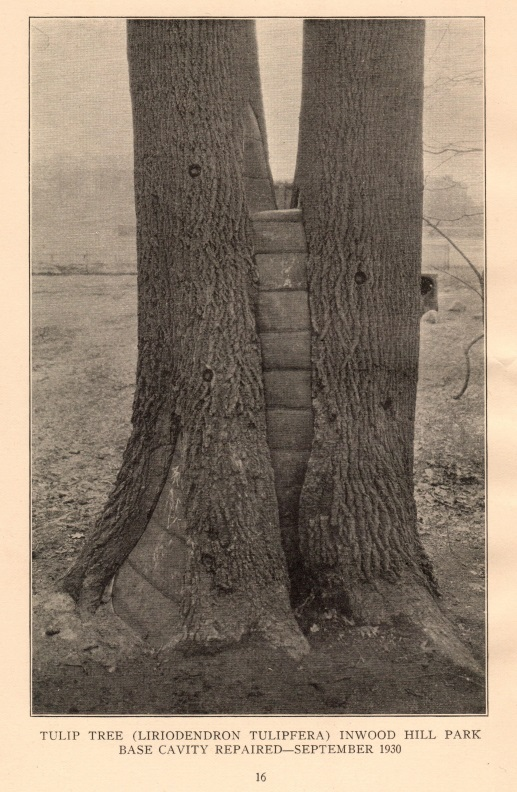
left=30, top=18, right=483, bottom=187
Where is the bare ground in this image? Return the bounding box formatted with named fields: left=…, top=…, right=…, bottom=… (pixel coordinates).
left=31, top=267, right=485, bottom=715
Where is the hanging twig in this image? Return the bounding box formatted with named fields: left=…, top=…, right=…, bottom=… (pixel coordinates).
left=453, top=333, right=484, bottom=400
left=432, top=266, right=483, bottom=299
left=423, top=216, right=484, bottom=299
left=423, top=218, right=484, bottom=399
left=424, top=146, right=482, bottom=155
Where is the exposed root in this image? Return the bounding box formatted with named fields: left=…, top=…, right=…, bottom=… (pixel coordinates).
left=172, top=616, right=309, bottom=662
left=256, top=613, right=310, bottom=661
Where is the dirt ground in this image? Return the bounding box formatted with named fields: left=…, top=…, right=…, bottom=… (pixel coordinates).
left=31, top=260, right=485, bottom=715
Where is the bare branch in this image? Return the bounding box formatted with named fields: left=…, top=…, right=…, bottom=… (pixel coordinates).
left=424, top=182, right=465, bottom=192
left=425, top=212, right=484, bottom=224
left=426, top=24, right=449, bottom=66
left=424, top=146, right=482, bottom=155
left=424, top=151, right=465, bottom=177
left=453, top=334, right=484, bottom=400
left=448, top=69, right=484, bottom=82
left=424, top=69, right=483, bottom=91
left=431, top=266, right=483, bottom=299
left=423, top=216, right=484, bottom=298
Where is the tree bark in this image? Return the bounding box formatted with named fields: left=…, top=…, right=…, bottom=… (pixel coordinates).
left=295, top=20, right=437, bottom=617
left=63, top=20, right=307, bottom=658
left=240, top=24, right=277, bottom=212
left=294, top=21, right=482, bottom=673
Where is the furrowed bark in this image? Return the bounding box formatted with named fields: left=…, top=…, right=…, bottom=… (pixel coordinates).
left=240, top=24, right=277, bottom=211
left=294, top=20, right=431, bottom=606
left=294, top=20, right=481, bottom=673
left=63, top=20, right=307, bottom=657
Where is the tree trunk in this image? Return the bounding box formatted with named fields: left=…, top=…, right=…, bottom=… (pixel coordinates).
left=240, top=24, right=277, bottom=212
left=63, top=20, right=307, bottom=658
left=292, top=20, right=468, bottom=657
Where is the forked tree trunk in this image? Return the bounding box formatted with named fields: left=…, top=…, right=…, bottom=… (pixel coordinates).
left=63, top=20, right=307, bottom=658
left=294, top=20, right=480, bottom=671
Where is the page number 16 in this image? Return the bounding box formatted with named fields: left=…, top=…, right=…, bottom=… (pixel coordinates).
left=256, top=773, right=267, bottom=782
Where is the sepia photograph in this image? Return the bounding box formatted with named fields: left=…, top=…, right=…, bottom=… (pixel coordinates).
left=31, top=16, right=485, bottom=716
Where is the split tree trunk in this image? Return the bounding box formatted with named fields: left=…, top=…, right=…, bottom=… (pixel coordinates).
left=63, top=20, right=306, bottom=658
left=294, top=21, right=479, bottom=670
left=240, top=24, right=277, bottom=212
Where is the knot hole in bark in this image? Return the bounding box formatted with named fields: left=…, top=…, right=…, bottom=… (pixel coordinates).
left=381, top=397, right=394, bottom=416
left=189, top=164, right=201, bottom=177
left=354, top=271, right=367, bottom=285
left=420, top=275, right=434, bottom=296
left=203, top=367, right=213, bottom=382
left=201, top=553, right=215, bottom=572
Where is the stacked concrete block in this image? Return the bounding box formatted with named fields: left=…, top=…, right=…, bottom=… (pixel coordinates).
left=252, top=209, right=313, bottom=571
left=112, top=446, right=186, bottom=645
left=242, top=104, right=277, bottom=212
left=112, top=209, right=313, bottom=643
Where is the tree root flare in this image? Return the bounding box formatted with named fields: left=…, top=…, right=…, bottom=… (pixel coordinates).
left=346, top=580, right=483, bottom=676
left=175, top=594, right=310, bottom=661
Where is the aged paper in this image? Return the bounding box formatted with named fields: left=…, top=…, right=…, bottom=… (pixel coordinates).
left=2, top=0, right=516, bottom=789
